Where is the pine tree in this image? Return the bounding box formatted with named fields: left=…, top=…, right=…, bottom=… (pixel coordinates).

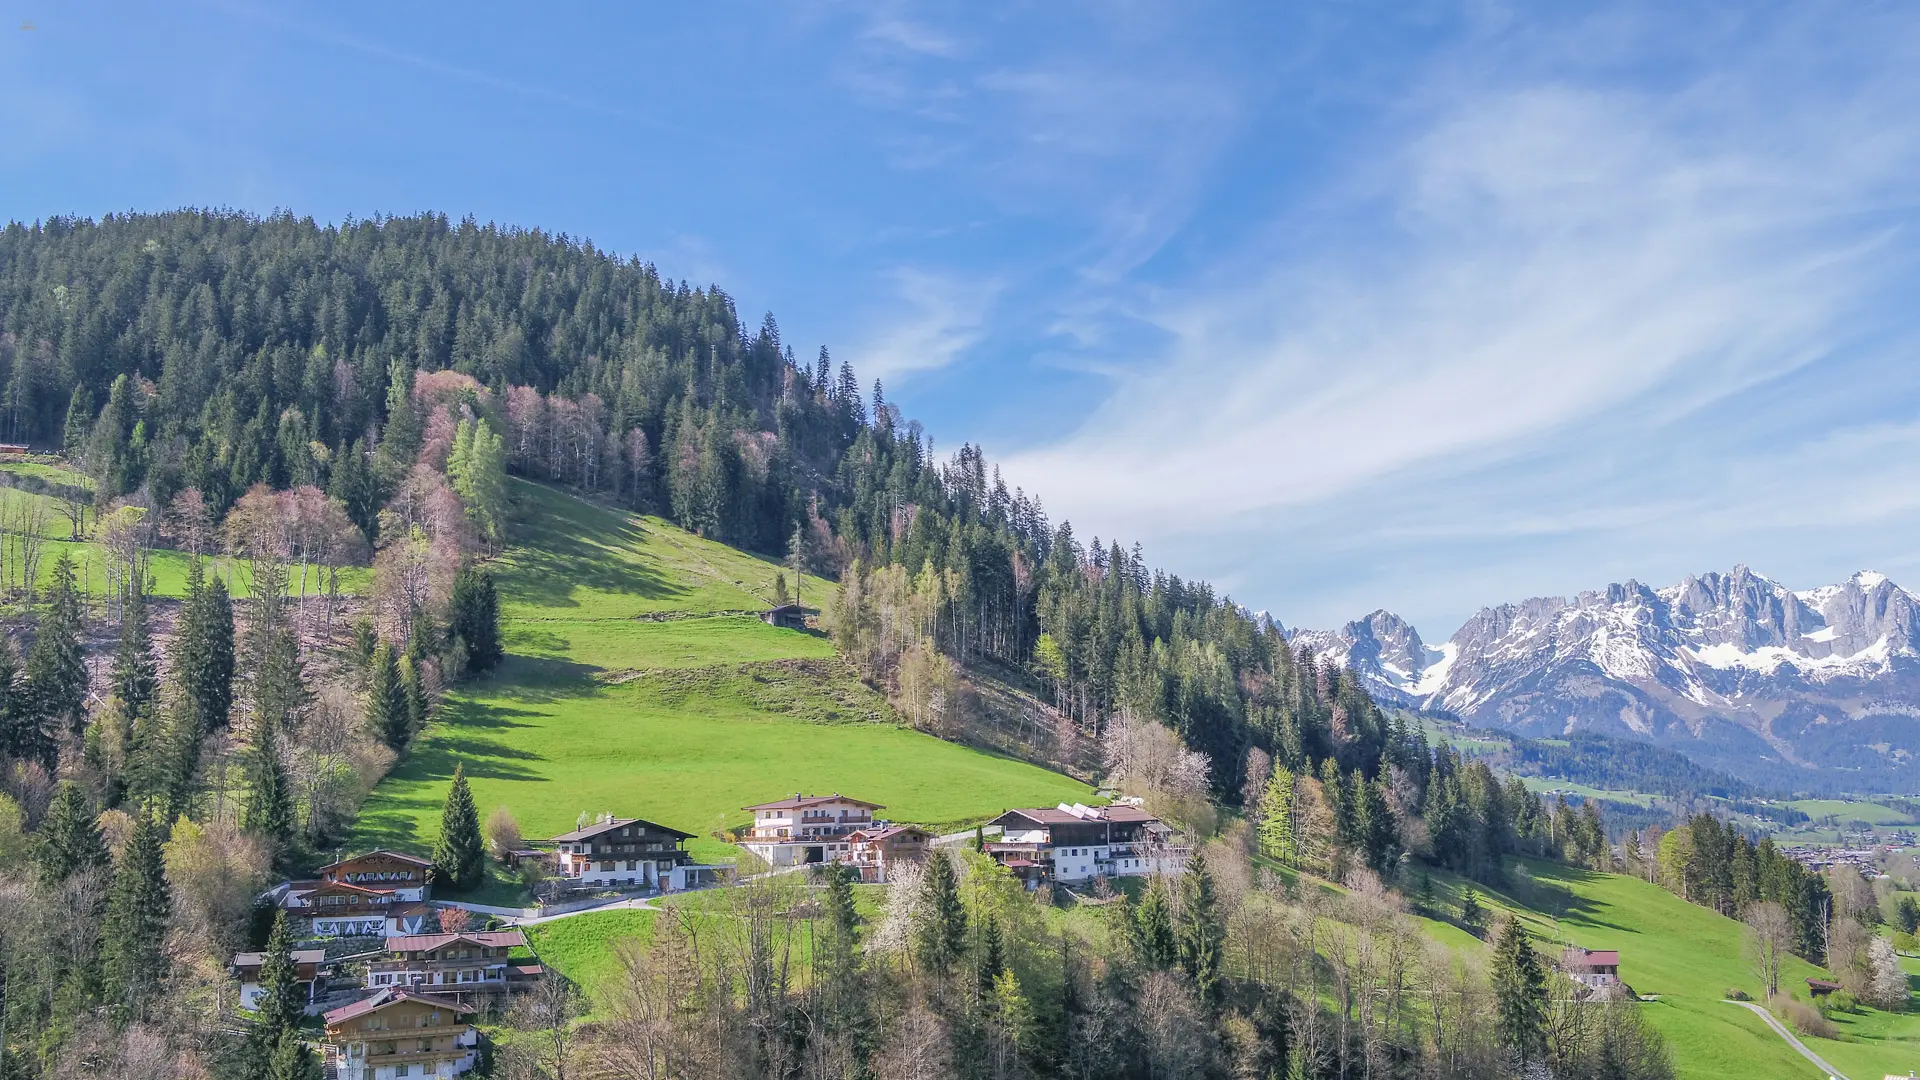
left=448, top=567, right=502, bottom=676
left=175, top=562, right=237, bottom=733
left=915, top=850, right=968, bottom=975
left=244, top=713, right=295, bottom=858
left=34, top=780, right=109, bottom=887
left=267, top=1030, right=323, bottom=1080
left=24, top=553, right=87, bottom=748
left=123, top=698, right=174, bottom=812
left=1258, top=761, right=1297, bottom=866
left=1358, top=774, right=1397, bottom=872
left=1131, top=877, right=1178, bottom=970
left=433, top=762, right=483, bottom=892
left=401, top=654, right=430, bottom=735
left=977, top=914, right=1006, bottom=999
left=0, top=634, right=42, bottom=765
left=100, top=813, right=172, bottom=1016
left=252, top=911, right=304, bottom=1035
left=62, top=385, right=93, bottom=453
left=111, top=589, right=159, bottom=719
left=369, top=643, right=409, bottom=751
left=1178, top=854, right=1225, bottom=1004
left=1491, top=916, right=1548, bottom=1064
left=1459, top=886, right=1485, bottom=937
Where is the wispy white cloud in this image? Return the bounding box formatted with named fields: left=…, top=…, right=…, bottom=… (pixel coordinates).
left=846, top=269, right=999, bottom=384
left=1004, top=15, right=1920, bottom=565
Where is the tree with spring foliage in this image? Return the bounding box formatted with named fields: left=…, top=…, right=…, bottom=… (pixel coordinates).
left=1258, top=762, right=1297, bottom=867
left=433, top=763, right=484, bottom=892
left=24, top=553, right=87, bottom=749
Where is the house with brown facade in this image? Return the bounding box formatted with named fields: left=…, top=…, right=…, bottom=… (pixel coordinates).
left=365, top=931, right=537, bottom=1003
left=318, top=850, right=434, bottom=902
left=984, top=803, right=1182, bottom=887
left=843, top=823, right=932, bottom=883
left=323, top=988, right=479, bottom=1080
left=231, top=947, right=328, bottom=1010
left=273, top=879, right=433, bottom=938
left=544, top=816, right=722, bottom=892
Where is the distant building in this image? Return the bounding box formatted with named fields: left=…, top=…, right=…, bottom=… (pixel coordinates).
left=1560, top=947, right=1621, bottom=989
left=0, top=444, right=29, bottom=456
left=984, top=803, right=1183, bottom=887
left=323, top=989, right=479, bottom=1080
left=318, top=850, right=434, bottom=901
left=761, top=604, right=808, bottom=630
left=231, top=948, right=327, bottom=1010
left=740, top=794, right=885, bottom=869
left=844, top=824, right=932, bottom=883
left=544, top=816, right=721, bottom=891
left=1807, top=977, right=1843, bottom=998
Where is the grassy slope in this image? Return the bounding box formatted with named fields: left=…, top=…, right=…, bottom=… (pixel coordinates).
left=1414, top=860, right=1920, bottom=1078
left=351, top=479, right=1091, bottom=871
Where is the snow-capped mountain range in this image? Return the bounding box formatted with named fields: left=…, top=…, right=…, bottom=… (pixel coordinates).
left=1292, top=567, right=1920, bottom=791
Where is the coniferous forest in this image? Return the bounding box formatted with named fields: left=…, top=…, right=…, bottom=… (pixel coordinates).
left=0, top=211, right=1691, bottom=1080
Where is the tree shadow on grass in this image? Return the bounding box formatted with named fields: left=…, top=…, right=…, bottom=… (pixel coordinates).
left=460, top=654, right=605, bottom=704
left=491, top=480, right=696, bottom=611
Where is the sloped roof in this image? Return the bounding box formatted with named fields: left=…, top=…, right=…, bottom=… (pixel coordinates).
left=1563, top=948, right=1620, bottom=967
left=323, top=988, right=475, bottom=1026
left=547, top=816, right=695, bottom=843
left=233, top=949, right=326, bottom=969
left=318, top=849, right=432, bottom=872
left=743, top=793, right=884, bottom=811
left=386, top=931, right=526, bottom=953
left=991, top=805, right=1158, bottom=827
left=846, top=824, right=930, bottom=842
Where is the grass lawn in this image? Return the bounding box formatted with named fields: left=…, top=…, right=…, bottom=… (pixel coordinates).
left=1411, top=860, right=1920, bottom=1078
left=526, top=908, right=658, bottom=995
left=350, top=480, right=1092, bottom=884
left=1516, top=776, right=1656, bottom=807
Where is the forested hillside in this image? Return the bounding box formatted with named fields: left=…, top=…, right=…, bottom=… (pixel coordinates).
left=0, top=210, right=1397, bottom=812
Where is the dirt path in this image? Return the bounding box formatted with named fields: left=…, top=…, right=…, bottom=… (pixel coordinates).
left=1725, top=1000, right=1850, bottom=1079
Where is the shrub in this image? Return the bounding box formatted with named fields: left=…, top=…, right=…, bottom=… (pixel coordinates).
left=1894, top=930, right=1920, bottom=954
left=1775, top=998, right=1837, bottom=1039
left=1827, top=989, right=1861, bottom=1014
left=1725, top=988, right=1751, bottom=1001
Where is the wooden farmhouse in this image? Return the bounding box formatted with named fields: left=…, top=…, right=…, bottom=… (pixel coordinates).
left=843, top=823, right=933, bottom=883
left=324, top=989, right=479, bottom=1080
left=365, top=931, right=540, bottom=1003
left=544, top=816, right=722, bottom=892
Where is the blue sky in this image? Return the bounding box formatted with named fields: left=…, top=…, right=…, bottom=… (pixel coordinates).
left=7, top=2, right=1920, bottom=636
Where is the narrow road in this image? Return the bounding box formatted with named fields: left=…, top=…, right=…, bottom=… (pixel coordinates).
left=1725, top=1000, right=1850, bottom=1080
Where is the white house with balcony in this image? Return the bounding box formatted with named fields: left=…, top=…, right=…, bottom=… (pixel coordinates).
left=984, top=803, right=1183, bottom=887
left=739, top=793, right=885, bottom=869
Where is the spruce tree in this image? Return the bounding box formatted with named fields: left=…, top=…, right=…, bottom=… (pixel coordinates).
left=253, top=911, right=304, bottom=1035
left=368, top=644, right=409, bottom=751
left=976, top=913, right=1007, bottom=1000
left=34, top=780, right=108, bottom=887
left=1459, top=886, right=1485, bottom=937
left=244, top=713, right=295, bottom=858
left=111, top=589, right=159, bottom=719
left=914, top=850, right=967, bottom=976
left=401, top=654, right=430, bottom=735
left=448, top=567, right=503, bottom=676
left=0, top=634, right=42, bottom=765
left=1131, top=877, right=1178, bottom=971
left=62, top=385, right=93, bottom=453
left=175, top=565, right=237, bottom=733
left=433, top=763, right=483, bottom=892
left=1490, top=916, right=1548, bottom=1064
left=100, top=813, right=172, bottom=1016
left=1178, top=855, right=1225, bottom=1004
left=24, top=553, right=87, bottom=748
left=267, top=1030, right=323, bottom=1080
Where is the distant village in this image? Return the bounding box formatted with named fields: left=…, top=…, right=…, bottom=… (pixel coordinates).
left=248, top=793, right=1191, bottom=1079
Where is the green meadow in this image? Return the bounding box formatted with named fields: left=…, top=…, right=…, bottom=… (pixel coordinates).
left=351, top=480, right=1091, bottom=872
left=1413, top=859, right=1920, bottom=1078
